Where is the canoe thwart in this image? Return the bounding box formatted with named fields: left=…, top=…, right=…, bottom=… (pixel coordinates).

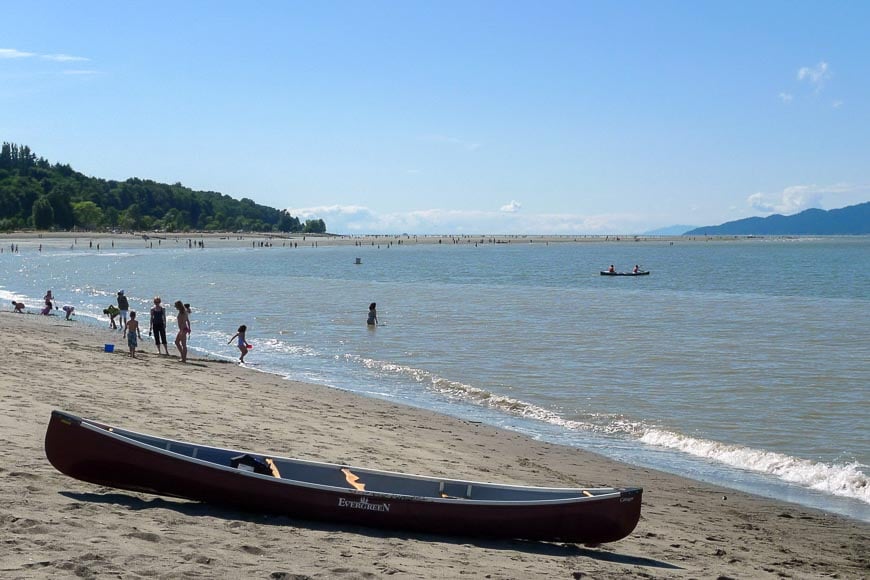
left=439, top=480, right=472, bottom=499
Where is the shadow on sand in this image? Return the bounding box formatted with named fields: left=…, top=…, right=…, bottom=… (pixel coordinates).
left=60, top=491, right=681, bottom=570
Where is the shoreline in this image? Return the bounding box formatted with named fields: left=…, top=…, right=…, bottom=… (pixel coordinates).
left=1, top=312, right=867, bottom=578
left=1, top=230, right=858, bottom=252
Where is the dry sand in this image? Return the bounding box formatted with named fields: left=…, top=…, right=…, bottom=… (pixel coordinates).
left=0, top=311, right=866, bottom=579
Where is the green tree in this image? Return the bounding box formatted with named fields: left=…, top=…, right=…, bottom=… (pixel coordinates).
left=72, top=200, right=104, bottom=229
left=303, top=218, right=326, bottom=234
left=119, top=203, right=141, bottom=230
left=48, top=187, right=75, bottom=229
left=31, top=196, right=55, bottom=229
left=0, top=142, right=324, bottom=233
left=104, top=206, right=119, bottom=228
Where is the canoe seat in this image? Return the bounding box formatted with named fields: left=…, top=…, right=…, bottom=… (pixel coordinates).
left=341, top=468, right=365, bottom=491
left=439, top=481, right=472, bottom=499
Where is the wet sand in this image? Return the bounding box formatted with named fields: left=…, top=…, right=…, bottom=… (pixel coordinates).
left=0, top=230, right=772, bottom=253
left=0, top=311, right=867, bottom=579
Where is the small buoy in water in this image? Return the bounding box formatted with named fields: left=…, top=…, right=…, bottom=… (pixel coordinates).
left=354, top=257, right=362, bottom=264
left=247, top=344, right=253, bottom=349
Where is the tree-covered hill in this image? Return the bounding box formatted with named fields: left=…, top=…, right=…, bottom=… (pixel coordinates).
left=0, top=142, right=325, bottom=233
left=684, top=202, right=870, bottom=236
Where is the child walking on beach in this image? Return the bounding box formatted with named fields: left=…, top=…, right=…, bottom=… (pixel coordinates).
left=124, top=311, right=142, bottom=358
left=228, top=325, right=250, bottom=363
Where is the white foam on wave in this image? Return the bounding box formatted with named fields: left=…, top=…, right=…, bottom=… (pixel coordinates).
left=344, top=354, right=638, bottom=434
left=0, top=288, right=27, bottom=302
left=346, top=353, right=870, bottom=505
left=640, top=429, right=870, bottom=504
left=48, top=251, right=134, bottom=258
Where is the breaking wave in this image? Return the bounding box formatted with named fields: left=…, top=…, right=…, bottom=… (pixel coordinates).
left=345, top=353, right=870, bottom=505
left=639, top=429, right=870, bottom=504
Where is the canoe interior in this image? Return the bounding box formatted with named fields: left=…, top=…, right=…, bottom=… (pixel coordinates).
left=87, top=418, right=624, bottom=504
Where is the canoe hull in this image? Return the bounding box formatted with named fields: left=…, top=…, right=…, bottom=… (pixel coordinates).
left=44, top=411, right=642, bottom=543
left=600, top=271, right=650, bottom=276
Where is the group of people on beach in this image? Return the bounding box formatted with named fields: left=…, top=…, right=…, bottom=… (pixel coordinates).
left=10, top=290, right=78, bottom=319
left=115, top=292, right=191, bottom=360
left=12, top=288, right=378, bottom=365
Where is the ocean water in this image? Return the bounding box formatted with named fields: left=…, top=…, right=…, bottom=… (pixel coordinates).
left=2, top=236, right=868, bottom=522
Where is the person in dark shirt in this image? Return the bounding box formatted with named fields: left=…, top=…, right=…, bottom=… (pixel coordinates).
left=149, top=296, right=169, bottom=355
left=117, top=290, right=130, bottom=331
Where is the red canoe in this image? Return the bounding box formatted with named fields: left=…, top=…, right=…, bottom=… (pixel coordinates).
left=44, top=410, right=642, bottom=543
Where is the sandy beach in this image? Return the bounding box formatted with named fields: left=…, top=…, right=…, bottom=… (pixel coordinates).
left=0, top=312, right=866, bottom=579
left=0, top=230, right=775, bottom=253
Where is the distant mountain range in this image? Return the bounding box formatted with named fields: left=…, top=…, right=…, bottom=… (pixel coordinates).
left=683, top=202, right=870, bottom=236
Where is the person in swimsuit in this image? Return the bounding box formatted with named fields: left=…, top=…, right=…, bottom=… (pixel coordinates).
left=41, top=290, right=55, bottom=315
left=149, top=296, right=169, bottom=355
left=11, top=301, right=25, bottom=313
left=367, top=302, right=378, bottom=326
left=174, top=300, right=190, bottom=362
left=228, top=325, right=250, bottom=363
left=62, top=305, right=75, bottom=320
left=124, top=311, right=142, bottom=358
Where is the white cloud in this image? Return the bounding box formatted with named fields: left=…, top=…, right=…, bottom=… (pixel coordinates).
left=62, top=69, right=100, bottom=75
left=0, top=47, right=89, bottom=63
left=747, top=183, right=867, bottom=215
left=421, top=134, right=481, bottom=151
left=287, top=204, right=652, bottom=235
left=778, top=92, right=793, bottom=103
left=43, top=53, right=89, bottom=62
left=797, top=61, right=831, bottom=91
left=500, top=200, right=522, bottom=213
left=832, top=100, right=844, bottom=108
left=0, top=48, right=36, bottom=59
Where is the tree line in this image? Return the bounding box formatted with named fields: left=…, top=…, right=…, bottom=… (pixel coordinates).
left=0, top=142, right=326, bottom=234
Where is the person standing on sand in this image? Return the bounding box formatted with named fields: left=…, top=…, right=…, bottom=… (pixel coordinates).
left=367, top=302, right=378, bottom=326
left=117, top=290, right=129, bottom=331
left=174, top=300, right=190, bottom=362
left=149, top=296, right=169, bottom=355
left=227, top=325, right=250, bottom=363
left=124, top=311, right=142, bottom=358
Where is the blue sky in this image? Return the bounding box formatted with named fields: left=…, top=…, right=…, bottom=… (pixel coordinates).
left=2, top=1, right=868, bottom=234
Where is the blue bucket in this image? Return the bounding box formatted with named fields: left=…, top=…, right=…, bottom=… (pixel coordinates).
left=104, top=344, right=114, bottom=353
